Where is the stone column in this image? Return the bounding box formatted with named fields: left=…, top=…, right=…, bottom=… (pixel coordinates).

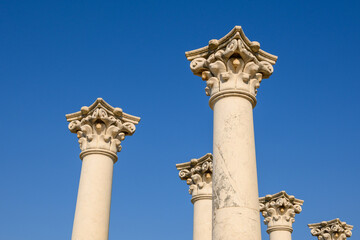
left=259, top=191, right=304, bottom=240
left=176, top=153, right=213, bottom=240
left=186, top=26, right=277, bottom=240
left=308, top=218, right=353, bottom=240
left=66, top=98, right=140, bottom=240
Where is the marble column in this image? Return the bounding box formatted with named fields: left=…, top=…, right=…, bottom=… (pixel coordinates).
left=186, top=26, right=277, bottom=240
left=308, top=218, right=353, bottom=240
left=176, top=153, right=213, bottom=240
left=66, top=98, right=140, bottom=240
left=259, top=191, right=303, bottom=240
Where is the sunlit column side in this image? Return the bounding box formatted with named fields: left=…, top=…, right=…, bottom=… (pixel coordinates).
left=176, top=153, right=213, bottom=240
left=308, top=218, right=353, bottom=240
left=259, top=191, right=303, bottom=240
left=66, top=98, right=140, bottom=240
left=186, top=26, right=277, bottom=240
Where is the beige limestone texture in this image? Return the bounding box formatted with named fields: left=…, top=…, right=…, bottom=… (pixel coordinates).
left=186, top=26, right=277, bottom=108
left=176, top=153, right=213, bottom=240
left=71, top=152, right=115, bottom=240
left=186, top=26, right=277, bottom=240
left=66, top=98, right=140, bottom=240
left=308, top=219, right=353, bottom=240
left=259, top=191, right=303, bottom=240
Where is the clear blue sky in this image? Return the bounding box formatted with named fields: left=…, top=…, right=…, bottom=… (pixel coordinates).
left=1, top=0, right=359, bottom=239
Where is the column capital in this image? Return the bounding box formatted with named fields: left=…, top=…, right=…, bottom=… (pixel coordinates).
left=308, top=219, right=353, bottom=240
left=176, top=153, right=213, bottom=203
left=259, top=191, right=303, bottom=233
left=185, top=26, right=277, bottom=108
left=66, top=98, right=140, bottom=162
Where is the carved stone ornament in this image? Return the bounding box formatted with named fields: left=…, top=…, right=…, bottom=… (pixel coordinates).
left=176, top=153, right=213, bottom=202
left=259, top=191, right=304, bottom=233
left=66, top=98, right=140, bottom=160
left=308, top=219, right=353, bottom=240
left=185, top=26, right=278, bottom=108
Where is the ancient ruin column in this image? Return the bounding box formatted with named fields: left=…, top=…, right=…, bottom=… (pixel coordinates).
left=66, top=98, right=140, bottom=240
left=176, top=153, right=213, bottom=240
left=259, top=191, right=304, bottom=240
left=308, top=219, right=353, bottom=240
left=186, top=26, right=277, bottom=240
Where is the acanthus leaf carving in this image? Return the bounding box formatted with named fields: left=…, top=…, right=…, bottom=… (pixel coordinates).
left=66, top=98, right=140, bottom=155
left=259, top=191, right=303, bottom=231
left=308, top=219, right=353, bottom=240
left=176, top=153, right=213, bottom=197
left=186, top=26, right=277, bottom=106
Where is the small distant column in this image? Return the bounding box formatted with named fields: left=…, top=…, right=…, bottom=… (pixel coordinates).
left=308, top=218, right=353, bottom=240
left=66, top=98, right=140, bottom=240
left=259, top=191, right=303, bottom=240
left=176, top=153, right=213, bottom=240
left=186, top=26, right=278, bottom=240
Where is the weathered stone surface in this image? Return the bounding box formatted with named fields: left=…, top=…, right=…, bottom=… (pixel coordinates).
left=66, top=98, right=140, bottom=240
left=66, top=98, right=140, bottom=160
left=308, top=219, right=353, bottom=240
left=186, top=26, right=277, bottom=108
left=177, top=153, right=213, bottom=199
left=186, top=26, right=277, bottom=240
left=260, top=191, right=303, bottom=240
left=176, top=153, right=213, bottom=240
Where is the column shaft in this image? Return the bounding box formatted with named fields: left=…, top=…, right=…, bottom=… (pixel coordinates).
left=66, top=98, right=140, bottom=240
left=186, top=26, right=277, bottom=240
left=212, top=96, right=260, bottom=240
left=176, top=154, right=213, bottom=240
left=269, top=230, right=292, bottom=240
left=260, top=191, right=304, bottom=240
left=72, top=153, right=114, bottom=240
left=193, top=198, right=212, bottom=240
